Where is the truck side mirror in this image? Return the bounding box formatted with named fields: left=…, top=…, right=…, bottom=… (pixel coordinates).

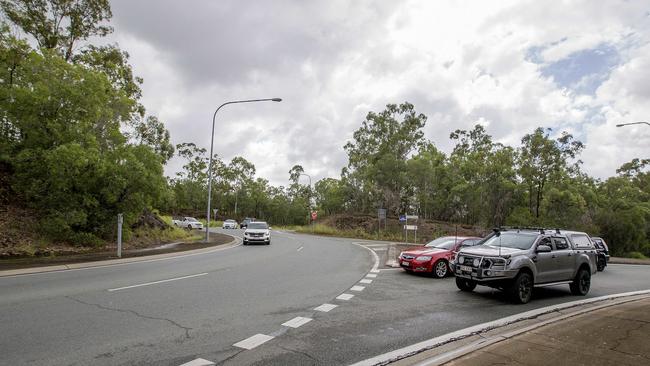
left=536, top=244, right=552, bottom=253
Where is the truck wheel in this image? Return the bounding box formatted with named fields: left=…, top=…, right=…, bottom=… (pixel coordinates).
left=509, top=272, right=533, bottom=304
left=456, top=277, right=477, bottom=292
left=433, top=260, right=449, bottom=278
left=596, top=257, right=606, bottom=272
left=187, top=225, right=192, bottom=230
left=570, top=268, right=591, bottom=296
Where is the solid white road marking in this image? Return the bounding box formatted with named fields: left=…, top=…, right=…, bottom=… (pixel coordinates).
left=372, top=248, right=387, bottom=251
left=233, top=334, right=275, bottom=350
left=336, top=293, right=354, bottom=300
left=366, top=273, right=378, bottom=278
left=108, top=273, right=208, bottom=292
left=370, top=269, right=381, bottom=273
left=179, top=358, right=215, bottom=366
left=282, top=316, right=312, bottom=328
left=352, top=242, right=380, bottom=272
left=360, top=279, right=373, bottom=284
left=297, top=246, right=304, bottom=251
left=314, top=303, right=338, bottom=312
left=350, top=285, right=365, bottom=292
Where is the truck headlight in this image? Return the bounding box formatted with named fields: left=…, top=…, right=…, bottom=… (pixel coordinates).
left=458, top=256, right=465, bottom=264
left=473, top=258, right=480, bottom=267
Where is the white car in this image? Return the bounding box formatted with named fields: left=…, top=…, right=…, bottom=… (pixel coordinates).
left=243, top=221, right=271, bottom=245
left=171, top=216, right=204, bottom=230
left=222, top=219, right=238, bottom=229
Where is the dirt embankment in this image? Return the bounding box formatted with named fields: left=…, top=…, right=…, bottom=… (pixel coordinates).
left=320, top=213, right=489, bottom=243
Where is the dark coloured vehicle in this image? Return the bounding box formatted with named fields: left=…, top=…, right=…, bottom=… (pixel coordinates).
left=453, top=228, right=597, bottom=304
left=239, top=217, right=255, bottom=229
left=591, top=237, right=610, bottom=271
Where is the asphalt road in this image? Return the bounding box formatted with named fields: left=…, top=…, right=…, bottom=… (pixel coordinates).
left=1, top=230, right=649, bottom=366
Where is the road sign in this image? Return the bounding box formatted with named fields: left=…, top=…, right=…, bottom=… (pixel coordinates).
left=406, top=215, right=419, bottom=220
left=378, top=209, right=387, bottom=219
left=404, top=225, right=418, bottom=230
left=399, top=215, right=406, bottom=222
left=311, top=211, right=318, bottom=220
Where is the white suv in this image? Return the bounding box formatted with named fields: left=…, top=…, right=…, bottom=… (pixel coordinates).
left=243, top=221, right=271, bottom=245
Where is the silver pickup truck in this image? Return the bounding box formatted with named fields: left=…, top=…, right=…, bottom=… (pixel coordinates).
left=453, top=228, right=597, bottom=304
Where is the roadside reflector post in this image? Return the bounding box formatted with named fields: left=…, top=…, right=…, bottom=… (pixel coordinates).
left=117, top=213, right=123, bottom=258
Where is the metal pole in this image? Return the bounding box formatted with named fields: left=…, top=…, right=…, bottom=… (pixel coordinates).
left=117, top=213, right=123, bottom=258
left=300, top=173, right=312, bottom=233
left=206, top=98, right=282, bottom=242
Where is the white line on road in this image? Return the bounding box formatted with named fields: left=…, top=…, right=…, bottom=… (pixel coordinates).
left=370, top=269, right=381, bottom=273
left=108, top=273, right=208, bottom=292
left=336, top=293, right=354, bottom=301
left=360, top=279, right=373, bottom=284
left=352, top=242, right=380, bottom=272
left=282, top=316, right=312, bottom=328
left=233, top=334, right=275, bottom=350
left=297, top=246, right=304, bottom=251
left=314, top=303, right=338, bottom=312
left=350, top=285, right=365, bottom=292
left=366, top=273, right=378, bottom=278
left=179, top=358, right=215, bottom=366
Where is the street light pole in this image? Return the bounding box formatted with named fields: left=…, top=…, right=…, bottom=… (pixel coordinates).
left=616, top=122, right=650, bottom=128
left=206, top=97, right=282, bottom=243
left=300, top=173, right=313, bottom=232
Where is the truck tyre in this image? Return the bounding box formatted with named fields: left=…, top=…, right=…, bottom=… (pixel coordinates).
left=570, top=268, right=591, bottom=296
left=432, top=260, right=449, bottom=278
left=509, top=272, right=533, bottom=304
left=596, top=257, right=606, bottom=272
left=456, top=277, right=477, bottom=292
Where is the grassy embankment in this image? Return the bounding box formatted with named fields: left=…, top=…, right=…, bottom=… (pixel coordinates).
left=276, top=223, right=416, bottom=242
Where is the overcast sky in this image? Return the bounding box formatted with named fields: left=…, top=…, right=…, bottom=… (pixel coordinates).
left=107, top=0, right=650, bottom=186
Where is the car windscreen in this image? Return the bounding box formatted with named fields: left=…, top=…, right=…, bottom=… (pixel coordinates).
left=248, top=222, right=268, bottom=229
left=483, top=232, right=538, bottom=250
left=225, top=220, right=235, bottom=222
left=425, top=237, right=456, bottom=249
left=186, top=217, right=198, bottom=221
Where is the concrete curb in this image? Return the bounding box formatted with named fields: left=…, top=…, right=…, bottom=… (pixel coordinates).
left=0, top=236, right=240, bottom=277
left=349, top=289, right=650, bottom=366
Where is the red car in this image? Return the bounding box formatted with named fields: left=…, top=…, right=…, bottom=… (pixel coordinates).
left=399, top=236, right=482, bottom=278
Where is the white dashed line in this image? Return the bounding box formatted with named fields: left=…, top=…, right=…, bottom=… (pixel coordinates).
left=336, top=293, right=355, bottom=301
left=282, top=316, right=312, bottom=328
left=314, top=303, right=338, bottom=312
left=179, top=358, right=215, bottom=366
left=108, top=273, right=208, bottom=292
left=360, top=279, right=373, bottom=284
left=365, top=273, right=378, bottom=278
left=233, top=334, right=275, bottom=350
left=297, top=246, right=304, bottom=251
left=350, top=285, right=365, bottom=292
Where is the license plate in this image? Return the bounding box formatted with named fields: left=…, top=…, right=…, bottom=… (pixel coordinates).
left=459, top=265, right=472, bottom=272
left=401, top=261, right=410, bottom=266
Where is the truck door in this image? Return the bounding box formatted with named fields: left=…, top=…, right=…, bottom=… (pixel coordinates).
left=552, top=236, right=574, bottom=281
left=534, top=236, right=555, bottom=283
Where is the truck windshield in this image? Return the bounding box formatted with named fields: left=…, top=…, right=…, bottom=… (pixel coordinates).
left=248, top=222, right=268, bottom=229
left=483, top=232, right=538, bottom=250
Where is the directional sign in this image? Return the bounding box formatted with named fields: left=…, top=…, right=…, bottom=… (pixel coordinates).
left=404, top=225, right=418, bottom=230
left=399, top=215, right=406, bottom=222
left=378, top=209, right=387, bottom=219
left=406, top=215, right=419, bottom=220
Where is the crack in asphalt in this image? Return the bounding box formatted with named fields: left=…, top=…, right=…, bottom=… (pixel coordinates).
left=66, top=296, right=193, bottom=340
left=277, top=344, right=321, bottom=365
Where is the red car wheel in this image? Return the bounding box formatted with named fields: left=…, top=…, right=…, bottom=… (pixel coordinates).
left=432, top=260, right=449, bottom=278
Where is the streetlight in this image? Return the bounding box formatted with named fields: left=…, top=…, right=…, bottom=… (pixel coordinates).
left=206, top=98, right=282, bottom=243
left=616, top=122, right=650, bottom=128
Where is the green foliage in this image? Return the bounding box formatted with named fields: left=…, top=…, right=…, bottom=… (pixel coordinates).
left=0, top=2, right=172, bottom=245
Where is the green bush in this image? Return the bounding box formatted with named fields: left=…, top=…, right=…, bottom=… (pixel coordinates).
left=627, top=251, right=648, bottom=259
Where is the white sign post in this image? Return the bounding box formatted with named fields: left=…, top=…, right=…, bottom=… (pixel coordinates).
left=117, top=213, right=123, bottom=258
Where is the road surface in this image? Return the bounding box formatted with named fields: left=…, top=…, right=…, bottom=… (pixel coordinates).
left=1, top=229, right=648, bottom=365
